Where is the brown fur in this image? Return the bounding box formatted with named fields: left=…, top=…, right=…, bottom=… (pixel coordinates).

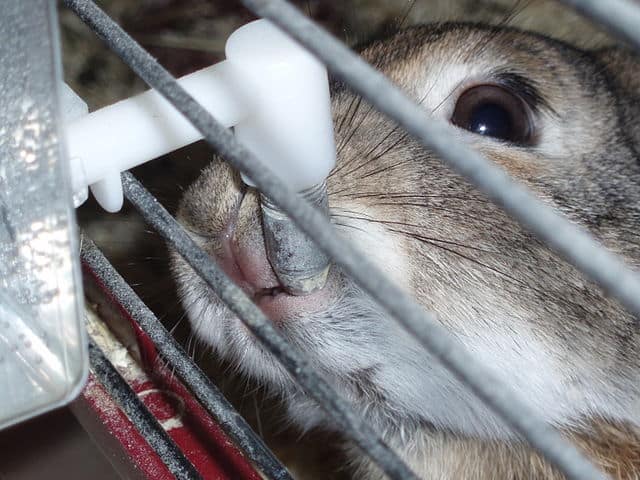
left=353, top=420, right=640, bottom=479
left=174, top=23, right=640, bottom=479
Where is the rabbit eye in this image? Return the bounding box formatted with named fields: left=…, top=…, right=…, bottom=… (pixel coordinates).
left=451, top=85, right=534, bottom=145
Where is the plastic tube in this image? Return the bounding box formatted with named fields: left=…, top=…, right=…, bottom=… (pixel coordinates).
left=65, top=61, right=245, bottom=211
left=64, top=19, right=335, bottom=213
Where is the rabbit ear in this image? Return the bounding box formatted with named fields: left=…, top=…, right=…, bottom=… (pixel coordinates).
left=594, top=47, right=640, bottom=150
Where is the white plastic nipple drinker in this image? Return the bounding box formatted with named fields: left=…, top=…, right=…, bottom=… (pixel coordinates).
left=64, top=19, right=336, bottom=295
left=226, top=20, right=335, bottom=295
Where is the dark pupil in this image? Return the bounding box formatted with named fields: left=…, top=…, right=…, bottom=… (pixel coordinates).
left=468, top=102, right=513, bottom=140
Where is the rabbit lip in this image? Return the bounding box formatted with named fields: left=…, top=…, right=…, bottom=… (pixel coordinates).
left=217, top=206, right=332, bottom=321
left=253, top=285, right=287, bottom=301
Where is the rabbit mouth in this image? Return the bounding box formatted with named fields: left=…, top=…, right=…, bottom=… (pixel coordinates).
left=216, top=197, right=334, bottom=323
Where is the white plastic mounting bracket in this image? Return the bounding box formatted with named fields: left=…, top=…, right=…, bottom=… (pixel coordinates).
left=63, top=19, right=336, bottom=212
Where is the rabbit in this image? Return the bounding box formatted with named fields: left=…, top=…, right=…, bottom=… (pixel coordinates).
left=171, top=21, right=640, bottom=479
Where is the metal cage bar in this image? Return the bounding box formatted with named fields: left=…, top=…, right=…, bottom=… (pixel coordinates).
left=119, top=172, right=419, bottom=480
left=80, top=238, right=293, bottom=480
left=60, top=0, right=640, bottom=479
left=558, top=0, right=640, bottom=50
left=88, top=340, right=202, bottom=480
left=239, top=0, right=640, bottom=323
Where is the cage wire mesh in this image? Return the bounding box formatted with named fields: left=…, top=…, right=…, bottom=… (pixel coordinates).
left=39, top=0, right=640, bottom=478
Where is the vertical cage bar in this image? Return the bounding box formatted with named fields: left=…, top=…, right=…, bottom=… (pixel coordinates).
left=80, top=238, right=293, bottom=480
left=120, top=173, right=420, bottom=480
left=237, top=0, right=640, bottom=322
left=88, top=340, right=202, bottom=480
left=62, top=1, right=611, bottom=479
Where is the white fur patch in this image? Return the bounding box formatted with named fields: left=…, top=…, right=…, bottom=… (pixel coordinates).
left=333, top=201, right=411, bottom=291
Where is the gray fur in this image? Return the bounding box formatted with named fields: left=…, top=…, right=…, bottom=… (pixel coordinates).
left=172, top=23, right=640, bottom=478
